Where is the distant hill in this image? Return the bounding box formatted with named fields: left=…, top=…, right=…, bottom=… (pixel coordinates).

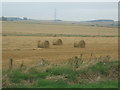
left=0, top=16, right=118, bottom=27
left=86, top=19, right=114, bottom=22
left=79, top=19, right=117, bottom=27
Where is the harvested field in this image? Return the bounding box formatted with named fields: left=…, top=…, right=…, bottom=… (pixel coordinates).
left=2, top=21, right=118, bottom=36
left=2, top=21, right=118, bottom=69
left=2, top=21, right=118, bottom=88
left=2, top=36, right=118, bottom=69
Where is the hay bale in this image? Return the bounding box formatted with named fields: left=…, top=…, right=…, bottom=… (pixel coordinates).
left=38, top=40, right=41, bottom=48
left=74, top=40, right=86, bottom=48
left=38, top=40, right=49, bottom=48
left=53, top=39, right=63, bottom=45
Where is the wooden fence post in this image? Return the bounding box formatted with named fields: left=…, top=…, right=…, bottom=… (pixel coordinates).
left=9, top=58, right=13, bottom=68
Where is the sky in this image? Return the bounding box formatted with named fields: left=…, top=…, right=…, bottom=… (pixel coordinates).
left=1, top=2, right=118, bottom=21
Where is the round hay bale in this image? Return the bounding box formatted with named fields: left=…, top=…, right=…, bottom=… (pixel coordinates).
left=38, top=40, right=41, bottom=48
left=74, top=40, right=86, bottom=48
left=38, top=40, right=49, bottom=48
left=53, top=39, right=63, bottom=45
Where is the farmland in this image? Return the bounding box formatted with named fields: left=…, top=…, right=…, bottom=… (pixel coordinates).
left=2, top=21, right=119, bottom=88
left=2, top=21, right=118, bottom=68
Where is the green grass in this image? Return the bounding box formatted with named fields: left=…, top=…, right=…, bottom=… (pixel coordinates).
left=89, top=62, right=110, bottom=75
left=2, top=61, right=119, bottom=88
left=9, top=84, right=32, bottom=88
left=9, top=70, right=30, bottom=83
left=69, top=81, right=119, bottom=88
left=89, top=61, right=118, bottom=75
left=46, top=66, right=72, bottom=75
left=10, top=79, right=118, bottom=88
left=7, top=80, right=118, bottom=88
left=46, top=66, right=77, bottom=80
left=36, top=78, right=68, bottom=88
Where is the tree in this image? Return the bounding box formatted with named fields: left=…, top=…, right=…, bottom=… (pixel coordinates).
left=2, top=16, right=7, bottom=21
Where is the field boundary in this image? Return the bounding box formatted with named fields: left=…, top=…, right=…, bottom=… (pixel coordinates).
left=2, top=33, right=119, bottom=37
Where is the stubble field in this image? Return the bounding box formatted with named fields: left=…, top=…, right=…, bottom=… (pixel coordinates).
left=2, top=21, right=118, bottom=69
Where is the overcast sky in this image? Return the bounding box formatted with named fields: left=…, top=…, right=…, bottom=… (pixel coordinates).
left=2, top=2, right=118, bottom=21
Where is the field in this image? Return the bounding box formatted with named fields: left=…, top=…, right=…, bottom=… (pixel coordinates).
left=2, top=21, right=119, bottom=88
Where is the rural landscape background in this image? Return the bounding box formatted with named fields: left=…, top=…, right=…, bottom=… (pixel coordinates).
left=1, top=2, right=119, bottom=88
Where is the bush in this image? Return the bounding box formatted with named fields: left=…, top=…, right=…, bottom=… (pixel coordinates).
left=46, top=66, right=72, bottom=75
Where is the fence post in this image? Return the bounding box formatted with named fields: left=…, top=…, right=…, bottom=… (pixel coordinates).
left=20, top=60, right=24, bottom=68
left=40, top=59, right=45, bottom=66
left=9, top=58, right=13, bottom=69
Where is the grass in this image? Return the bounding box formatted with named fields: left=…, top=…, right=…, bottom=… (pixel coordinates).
left=6, top=69, right=32, bottom=83
left=2, top=33, right=118, bottom=37
left=89, top=61, right=111, bottom=75
left=8, top=80, right=118, bottom=88
left=89, top=61, right=118, bottom=75
left=46, top=66, right=77, bottom=80
left=2, top=60, right=119, bottom=88
left=69, top=81, right=118, bottom=88
left=36, top=79, right=68, bottom=88
left=46, top=66, right=72, bottom=75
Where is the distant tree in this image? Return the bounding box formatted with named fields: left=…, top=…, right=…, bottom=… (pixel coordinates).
left=2, top=16, right=7, bottom=21
left=23, top=17, right=27, bottom=20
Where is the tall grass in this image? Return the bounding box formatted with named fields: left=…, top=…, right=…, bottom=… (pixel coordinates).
left=2, top=56, right=119, bottom=88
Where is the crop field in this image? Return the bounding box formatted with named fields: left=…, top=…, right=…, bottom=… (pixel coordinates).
left=2, top=21, right=118, bottom=68
left=2, top=21, right=119, bottom=88
left=2, top=21, right=118, bottom=36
